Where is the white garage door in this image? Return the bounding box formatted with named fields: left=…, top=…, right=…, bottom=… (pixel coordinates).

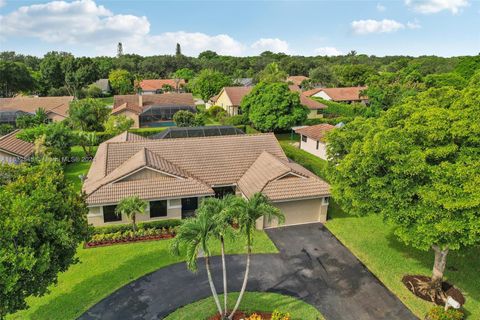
left=264, top=198, right=327, bottom=228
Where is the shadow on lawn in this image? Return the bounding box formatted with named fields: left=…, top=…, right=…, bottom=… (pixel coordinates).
left=29, top=248, right=182, bottom=320
left=385, top=232, right=480, bottom=314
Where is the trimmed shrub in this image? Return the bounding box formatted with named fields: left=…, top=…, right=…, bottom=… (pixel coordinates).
left=207, top=105, right=225, bottom=118
left=92, top=219, right=182, bottom=235
left=223, top=114, right=247, bottom=126
left=272, top=310, right=291, bottom=320
left=245, top=125, right=260, bottom=134
left=129, top=127, right=169, bottom=137
left=425, top=307, right=464, bottom=320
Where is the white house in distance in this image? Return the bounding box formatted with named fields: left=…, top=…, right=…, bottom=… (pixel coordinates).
left=303, top=86, right=368, bottom=104
left=294, top=124, right=336, bottom=160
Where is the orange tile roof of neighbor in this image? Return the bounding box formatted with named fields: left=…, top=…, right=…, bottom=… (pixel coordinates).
left=287, top=76, right=309, bottom=86
left=140, top=79, right=186, bottom=91
left=0, top=96, right=73, bottom=118
left=303, top=87, right=368, bottom=102
left=83, top=132, right=330, bottom=205
left=112, top=93, right=195, bottom=115
left=294, top=124, right=336, bottom=142
left=0, top=130, right=35, bottom=158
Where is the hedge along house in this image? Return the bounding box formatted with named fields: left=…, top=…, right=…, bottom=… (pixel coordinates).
left=111, top=93, right=196, bottom=128
left=208, top=85, right=327, bottom=118
left=83, top=132, right=331, bottom=228
left=0, top=96, right=73, bottom=125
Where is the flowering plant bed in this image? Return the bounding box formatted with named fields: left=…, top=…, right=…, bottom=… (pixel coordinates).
left=85, top=227, right=176, bottom=248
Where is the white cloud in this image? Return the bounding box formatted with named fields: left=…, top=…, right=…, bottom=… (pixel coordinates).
left=251, top=38, right=289, bottom=53
left=405, top=0, right=469, bottom=14
left=376, top=3, right=387, bottom=11
left=314, top=47, right=343, bottom=56
left=351, top=19, right=406, bottom=34
left=0, top=0, right=6, bottom=8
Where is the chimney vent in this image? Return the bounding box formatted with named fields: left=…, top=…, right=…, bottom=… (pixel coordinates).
left=138, top=94, right=143, bottom=107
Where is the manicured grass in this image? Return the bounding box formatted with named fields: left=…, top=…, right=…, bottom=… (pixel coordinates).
left=280, top=143, right=480, bottom=319
left=94, top=96, right=114, bottom=106
left=8, top=231, right=277, bottom=320
left=64, top=146, right=97, bottom=192
left=165, top=292, right=324, bottom=320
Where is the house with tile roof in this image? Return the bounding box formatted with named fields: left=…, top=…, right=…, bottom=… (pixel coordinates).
left=140, top=79, right=186, bottom=94
left=0, top=96, right=73, bottom=125
left=303, top=87, right=368, bottom=104
left=209, top=86, right=326, bottom=118
left=287, top=75, right=310, bottom=87
left=111, top=93, right=196, bottom=128
left=83, top=132, right=330, bottom=228
left=294, top=124, right=337, bottom=160
left=0, top=130, right=34, bottom=164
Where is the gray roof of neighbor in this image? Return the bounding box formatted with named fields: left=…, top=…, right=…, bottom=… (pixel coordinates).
left=150, top=126, right=244, bottom=139
left=0, top=130, right=34, bottom=158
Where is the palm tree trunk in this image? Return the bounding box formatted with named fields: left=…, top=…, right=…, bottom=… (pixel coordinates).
left=431, top=245, right=449, bottom=289
left=205, top=256, right=223, bottom=316
left=221, top=237, right=228, bottom=317
left=132, top=214, right=136, bottom=232
left=228, top=234, right=251, bottom=319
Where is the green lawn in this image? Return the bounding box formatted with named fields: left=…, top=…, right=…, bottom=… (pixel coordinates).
left=279, top=142, right=480, bottom=319
left=165, top=292, right=324, bottom=320
left=64, top=146, right=97, bottom=192
left=94, top=96, right=114, bottom=106
left=8, top=231, right=277, bottom=320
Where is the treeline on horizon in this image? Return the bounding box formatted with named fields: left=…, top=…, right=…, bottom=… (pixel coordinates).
left=1, top=49, right=480, bottom=111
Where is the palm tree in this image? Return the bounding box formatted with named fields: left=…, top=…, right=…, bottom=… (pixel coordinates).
left=171, top=209, right=224, bottom=317
left=198, top=195, right=243, bottom=317
left=115, top=196, right=147, bottom=231
left=228, top=193, right=284, bottom=319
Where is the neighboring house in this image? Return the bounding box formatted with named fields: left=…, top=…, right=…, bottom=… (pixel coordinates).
left=287, top=75, right=309, bottom=87
left=0, top=96, right=73, bottom=125
left=150, top=126, right=244, bottom=139
left=83, top=133, right=330, bottom=228
left=0, top=130, right=34, bottom=164
left=111, top=93, right=196, bottom=128
left=294, top=124, right=336, bottom=160
left=209, top=86, right=326, bottom=118
left=303, top=86, right=368, bottom=104
left=92, top=79, right=111, bottom=94
left=140, top=79, right=186, bottom=94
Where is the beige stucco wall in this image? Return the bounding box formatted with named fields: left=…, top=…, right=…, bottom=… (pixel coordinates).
left=121, top=169, right=172, bottom=182
left=299, top=136, right=328, bottom=160
left=87, top=198, right=183, bottom=227
left=258, top=197, right=329, bottom=229
left=213, top=90, right=239, bottom=116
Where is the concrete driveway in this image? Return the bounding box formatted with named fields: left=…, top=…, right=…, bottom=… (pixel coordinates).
left=80, top=223, right=417, bottom=320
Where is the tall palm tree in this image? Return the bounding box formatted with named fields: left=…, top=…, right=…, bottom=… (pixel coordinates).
left=115, top=196, right=147, bottom=231
left=228, top=193, right=284, bottom=319
left=171, top=210, right=224, bottom=317
left=198, top=195, right=243, bottom=317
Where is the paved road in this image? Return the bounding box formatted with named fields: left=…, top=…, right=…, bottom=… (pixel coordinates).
left=80, top=223, right=417, bottom=320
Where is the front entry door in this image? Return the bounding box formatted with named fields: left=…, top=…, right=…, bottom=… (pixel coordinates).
left=181, top=197, right=198, bottom=219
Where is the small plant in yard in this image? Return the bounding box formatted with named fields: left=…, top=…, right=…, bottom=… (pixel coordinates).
left=425, top=306, right=464, bottom=320
left=245, top=313, right=263, bottom=320
left=116, top=196, right=147, bottom=231
left=271, top=310, right=291, bottom=320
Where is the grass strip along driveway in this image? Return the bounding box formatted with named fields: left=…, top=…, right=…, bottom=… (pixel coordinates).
left=8, top=232, right=276, bottom=320
left=165, top=292, right=324, bottom=320
left=279, top=139, right=480, bottom=319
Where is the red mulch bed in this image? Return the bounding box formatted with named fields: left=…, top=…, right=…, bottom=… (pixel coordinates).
left=209, top=311, right=272, bottom=320
left=402, top=275, right=465, bottom=306
left=84, top=234, right=174, bottom=248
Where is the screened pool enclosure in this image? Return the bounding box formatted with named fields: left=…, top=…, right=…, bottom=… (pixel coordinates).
left=139, top=105, right=196, bottom=127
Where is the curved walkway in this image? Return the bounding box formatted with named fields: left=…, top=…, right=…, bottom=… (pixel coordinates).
left=80, top=223, right=417, bottom=320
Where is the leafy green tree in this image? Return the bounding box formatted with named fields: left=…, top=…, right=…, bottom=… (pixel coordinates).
left=0, top=61, right=35, bottom=97
left=75, top=131, right=98, bottom=159
left=198, top=50, right=219, bottom=60
left=257, top=62, right=287, bottom=83
left=63, top=57, right=99, bottom=98
left=0, top=124, right=14, bottom=136
left=15, top=108, right=49, bottom=128
left=424, top=72, right=467, bottom=89
left=116, top=196, right=147, bottom=231
left=176, top=43, right=182, bottom=56
left=39, top=51, right=71, bottom=94
left=104, top=115, right=134, bottom=135
left=85, top=83, right=104, bottom=98
left=328, top=87, right=480, bottom=301
left=0, top=160, right=89, bottom=317
left=241, top=82, right=309, bottom=132
left=17, top=122, right=76, bottom=159
left=173, top=110, right=204, bottom=127
left=189, top=69, right=232, bottom=101
left=108, top=69, right=133, bottom=94
left=68, top=98, right=111, bottom=132
left=172, top=68, right=195, bottom=82
left=228, top=193, right=284, bottom=319
left=309, top=65, right=336, bottom=87
left=334, top=64, right=375, bottom=86
left=171, top=209, right=224, bottom=317
left=454, top=55, right=480, bottom=79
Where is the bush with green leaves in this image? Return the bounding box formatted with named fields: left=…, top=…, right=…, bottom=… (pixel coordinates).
left=189, top=69, right=232, bottom=101
left=223, top=114, right=248, bottom=126
left=92, top=219, right=182, bottom=235
left=0, top=124, right=14, bottom=136
left=68, top=98, right=111, bottom=132
left=15, top=108, right=49, bottom=128
left=103, top=114, right=134, bottom=135
left=425, top=307, right=464, bottom=320
left=271, top=310, right=291, bottom=320
left=207, top=105, right=226, bottom=118
left=85, top=83, right=104, bottom=98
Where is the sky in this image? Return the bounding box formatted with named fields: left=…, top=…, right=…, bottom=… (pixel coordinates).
left=0, top=0, right=479, bottom=57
